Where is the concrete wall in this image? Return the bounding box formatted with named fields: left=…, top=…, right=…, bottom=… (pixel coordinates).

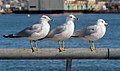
left=28, top=0, right=64, bottom=11
left=39, top=0, right=64, bottom=10
left=28, top=0, right=39, bottom=10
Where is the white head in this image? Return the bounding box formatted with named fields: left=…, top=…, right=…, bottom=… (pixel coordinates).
left=66, top=14, right=79, bottom=21
left=41, top=15, right=53, bottom=22
left=97, top=19, right=108, bottom=26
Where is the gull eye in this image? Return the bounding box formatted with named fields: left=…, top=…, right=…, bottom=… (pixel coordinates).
left=70, top=16, right=73, bottom=18
left=43, top=17, right=47, bottom=19
left=101, top=21, right=104, bottom=23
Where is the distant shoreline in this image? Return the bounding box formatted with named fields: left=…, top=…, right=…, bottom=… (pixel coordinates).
left=12, top=10, right=120, bottom=14
left=1, top=10, right=120, bottom=14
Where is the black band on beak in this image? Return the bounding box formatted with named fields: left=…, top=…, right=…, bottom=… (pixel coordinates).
left=105, top=23, right=108, bottom=26
left=75, top=18, right=79, bottom=20
left=50, top=19, right=54, bottom=22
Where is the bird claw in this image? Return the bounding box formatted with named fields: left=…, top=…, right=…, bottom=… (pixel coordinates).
left=31, top=48, right=35, bottom=52
left=58, top=48, right=65, bottom=52
left=90, top=48, right=96, bottom=52
left=35, top=47, right=39, bottom=51
left=31, top=47, right=39, bottom=52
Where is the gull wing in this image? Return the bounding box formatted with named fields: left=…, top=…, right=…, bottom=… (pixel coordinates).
left=47, top=24, right=66, bottom=38
left=15, top=24, right=42, bottom=37
left=72, top=25, right=99, bottom=37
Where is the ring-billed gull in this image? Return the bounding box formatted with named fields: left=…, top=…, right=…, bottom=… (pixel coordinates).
left=46, top=15, right=79, bottom=52
left=72, top=19, right=108, bottom=51
left=3, top=15, right=53, bottom=52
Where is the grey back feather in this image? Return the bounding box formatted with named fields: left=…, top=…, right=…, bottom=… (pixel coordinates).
left=15, top=24, right=42, bottom=37
left=72, top=25, right=98, bottom=37
left=47, top=24, right=66, bottom=38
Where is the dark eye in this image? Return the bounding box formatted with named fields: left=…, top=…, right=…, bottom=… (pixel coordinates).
left=43, top=17, right=47, bottom=19
left=101, top=21, right=104, bottom=23
left=70, top=16, right=72, bottom=18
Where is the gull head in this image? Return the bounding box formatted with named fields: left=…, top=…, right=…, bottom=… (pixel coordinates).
left=41, top=15, right=53, bottom=22
left=97, top=19, right=108, bottom=26
left=66, top=14, right=79, bottom=21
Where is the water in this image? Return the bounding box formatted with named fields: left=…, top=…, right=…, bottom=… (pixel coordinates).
left=0, top=14, right=120, bottom=71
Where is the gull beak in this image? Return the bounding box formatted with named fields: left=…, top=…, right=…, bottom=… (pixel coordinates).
left=49, top=19, right=54, bottom=22
left=105, top=23, right=108, bottom=26
left=75, top=18, right=79, bottom=20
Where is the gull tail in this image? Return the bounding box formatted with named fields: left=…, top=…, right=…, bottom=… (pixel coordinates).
left=71, top=29, right=86, bottom=38
left=3, top=34, right=21, bottom=38
left=71, top=35, right=79, bottom=37
left=71, top=33, right=80, bottom=37
left=71, top=31, right=80, bottom=37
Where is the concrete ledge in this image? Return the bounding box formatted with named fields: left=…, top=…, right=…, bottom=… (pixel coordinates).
left=109, top=48, right=120, bottom=59
left=0, top=48, right=117, bottom=59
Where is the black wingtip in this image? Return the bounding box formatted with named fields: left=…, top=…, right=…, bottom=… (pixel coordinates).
left=71, top=36, right=79, bottom=38
left=3, top=34, right=13, bottom=38
left=3, top=35, right=7, bottom=38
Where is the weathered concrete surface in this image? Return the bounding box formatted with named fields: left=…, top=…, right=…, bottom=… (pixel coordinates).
left=109, top=48, right=120, bottom=59
left=0, top=48, right=112, bottom=59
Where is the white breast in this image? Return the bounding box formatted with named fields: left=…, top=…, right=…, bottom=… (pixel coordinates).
left=55, top=21, right=74, bottom=40
left=88, top=25, right=106, bottom=41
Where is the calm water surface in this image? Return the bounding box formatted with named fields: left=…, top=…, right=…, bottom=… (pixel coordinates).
left=0, top=14, right=120, bottom=71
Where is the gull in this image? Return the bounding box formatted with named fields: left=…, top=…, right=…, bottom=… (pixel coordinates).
left=72, top=19, right=108, bottom=51
left=46, top=15, right=79, bottom=52
left=3, top=15, right=53, bottom=52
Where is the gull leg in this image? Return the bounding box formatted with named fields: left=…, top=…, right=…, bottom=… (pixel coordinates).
left=58, top=40, right=60, bottom=48
left=34, top=40, right=38, bottom=51
left=30, top=40, right=35, bottom=52
left=62, top=40, right=65, bottom=51
left=91, top=41, right=96, bottom=50
left=90, top=41, right=96, bottom=51
left=58, top=40, right=62, bottom=52
left=59, top=40, right=65, bottom=52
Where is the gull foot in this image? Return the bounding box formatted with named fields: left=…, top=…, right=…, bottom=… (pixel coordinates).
left=31, top=47, right=35, bottom=52
left=58, top=48, right=65, bottom=52
left=90, top=48, right=96, bottom=52
left=31, top=47, right=38, bottom=52
left=35, top=47, right=39, bottom=51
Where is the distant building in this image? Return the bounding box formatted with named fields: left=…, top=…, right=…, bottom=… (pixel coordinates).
left=28, top=0, right=64, bottom=11
left=107, top=0, right=120, bottom=10
left=0, top=0, right=3, bottom=10
left=64, top=0, right=97, bottom=10
left=108, top=0, right=120, bottom=5
left=88, top=0, right=96, bottom=4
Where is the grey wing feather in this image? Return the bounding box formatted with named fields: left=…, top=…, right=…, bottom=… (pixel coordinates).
left=72, top=28, right=86, bottom=37
left=47, top=25, right=66, bottom=38
left=15, top=24, right=41, bottom=37
left=72, top=25, right=98, bottom=37
left=85, top=25, right=98, bottom=35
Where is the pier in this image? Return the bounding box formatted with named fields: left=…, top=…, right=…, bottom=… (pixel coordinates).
left=0, top=48, right=120, bottom=71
